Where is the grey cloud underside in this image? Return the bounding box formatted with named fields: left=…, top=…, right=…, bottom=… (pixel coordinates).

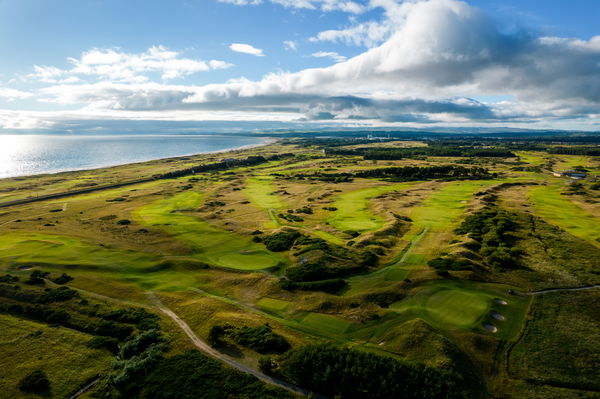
left=97, top=91, right=507, bottom=123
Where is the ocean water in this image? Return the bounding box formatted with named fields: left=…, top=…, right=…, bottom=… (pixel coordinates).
left=0, top=134, right=267, bottom=178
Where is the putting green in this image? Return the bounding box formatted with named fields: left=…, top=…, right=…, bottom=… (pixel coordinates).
left=329, top=182, right=415, bottom=233
left=134, top=191, right=286, bottom=270
left=529, top=185, right=600, bottom=245
left=425, top=290, right=489, bottom=327
left=389, top=281, right=530, bottom=340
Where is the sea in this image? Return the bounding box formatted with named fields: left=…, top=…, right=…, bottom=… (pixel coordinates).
left=0, top=134, right=269, bottom=179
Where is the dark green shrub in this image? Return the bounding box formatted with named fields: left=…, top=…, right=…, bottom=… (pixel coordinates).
left=51, top=273, right=73, bottom=284
left=263, top=231, right=301, bottom=252
left=18, top=370, right=50, bottom=395
left=87, top=336, right=119, bottom=353
left=230, top=325, right=290, bottom=354
left=120, top=329, right=165, bottom=359
left=25, top=270, right=49, bottom=285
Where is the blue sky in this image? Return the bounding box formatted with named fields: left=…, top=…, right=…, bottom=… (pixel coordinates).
left=0, top=0, right=599, bottom=132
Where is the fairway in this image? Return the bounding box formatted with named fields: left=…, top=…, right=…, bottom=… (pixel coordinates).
left=244, top=175, right=285, bottom=209
left=300, top=312, right=353, bottom=334
left=0, top=232, right=158, bottom=271
left=329, top=182, right=414, bottom=232
left=396, top=181, right=500, bottom=266
left=529, top=185, right=600, bottom=245
left=257, top=297, right=291, bottom=312
left=134, top=191, right=286, bottom=270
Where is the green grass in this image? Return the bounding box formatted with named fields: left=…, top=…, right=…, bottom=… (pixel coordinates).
left=300, top=312, right=353, bottom=335
left=0, top=314, right=113, bottom=399
left=509, top=290, right=600, bottom=391
left=396, top=181, right=501, bottom=266
left=329, top=182, right=415, bottom=232
left=244, top=176, right=284, bottom=210
left=515, top=151, right=546, bottom=166
left=425, top=290, right=490, bottom=327
left=256, top=297, right=291, bottom=312
left=134, top=191, right=286, bottom=270
left=0, top=232, right=157, bottom=271
left=389, top=280, right=530, bottom=341
left=529, top=185, right=600, bottom=245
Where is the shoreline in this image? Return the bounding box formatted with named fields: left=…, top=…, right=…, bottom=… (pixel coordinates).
left=0, top=136, right=277, bottom=181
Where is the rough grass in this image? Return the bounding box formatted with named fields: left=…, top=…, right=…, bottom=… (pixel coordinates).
left=0, top=314, right=113, bottom=399
left=509, top=290, right=600, bottom=392
left=134, top=191, right=286, bottom=270
left=529, top=184, right=600, bottom=245
left=328, top=182, right=414, bottom=233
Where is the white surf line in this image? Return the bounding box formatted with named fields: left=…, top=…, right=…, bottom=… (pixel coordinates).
left=147, top=292, right=319, bottom=398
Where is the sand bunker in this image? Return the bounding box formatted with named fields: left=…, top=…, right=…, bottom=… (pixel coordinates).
left=491, top=311, right=505, bottom=321
left=494, top=298, right=507, bottom=305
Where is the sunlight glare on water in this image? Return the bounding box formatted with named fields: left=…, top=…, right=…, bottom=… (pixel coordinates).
left=0, top=134, right=265, bottom=179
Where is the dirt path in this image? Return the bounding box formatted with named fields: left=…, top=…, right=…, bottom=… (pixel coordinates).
left=147, top=293, right=317, bottom=398
left=525, top=284, right=600, bottom=295
left=68, top=376, right=102, bottom=399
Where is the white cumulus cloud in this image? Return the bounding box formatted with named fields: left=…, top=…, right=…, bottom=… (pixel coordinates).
left=229, top=43, right=265, bottom=56
left=30, top=46, right=233, bottom=83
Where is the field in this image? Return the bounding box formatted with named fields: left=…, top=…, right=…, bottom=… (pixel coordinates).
left=0, top=138, right=599, bottom=398
left=0, top=314, right=113, bottom=398
left=508, top=290, right=600, bottom=396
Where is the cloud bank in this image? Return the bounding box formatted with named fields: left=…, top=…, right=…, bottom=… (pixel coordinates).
left=1, top=0, right=599, bottom=130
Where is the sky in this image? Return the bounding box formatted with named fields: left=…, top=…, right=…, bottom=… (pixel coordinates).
left=0, top=0, right=599, bottom=133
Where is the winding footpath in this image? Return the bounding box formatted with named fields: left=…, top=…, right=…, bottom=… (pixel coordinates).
left=147, top=293, right=318, bottom=398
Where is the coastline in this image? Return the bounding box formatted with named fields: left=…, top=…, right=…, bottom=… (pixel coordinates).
left=0, top=135, right=277, bottom=180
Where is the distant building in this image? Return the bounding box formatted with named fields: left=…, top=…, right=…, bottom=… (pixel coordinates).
left=551, top=170, right=587, bottom=179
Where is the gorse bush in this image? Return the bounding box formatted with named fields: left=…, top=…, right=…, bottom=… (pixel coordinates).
left=263, top=231, right=301, bottom=252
